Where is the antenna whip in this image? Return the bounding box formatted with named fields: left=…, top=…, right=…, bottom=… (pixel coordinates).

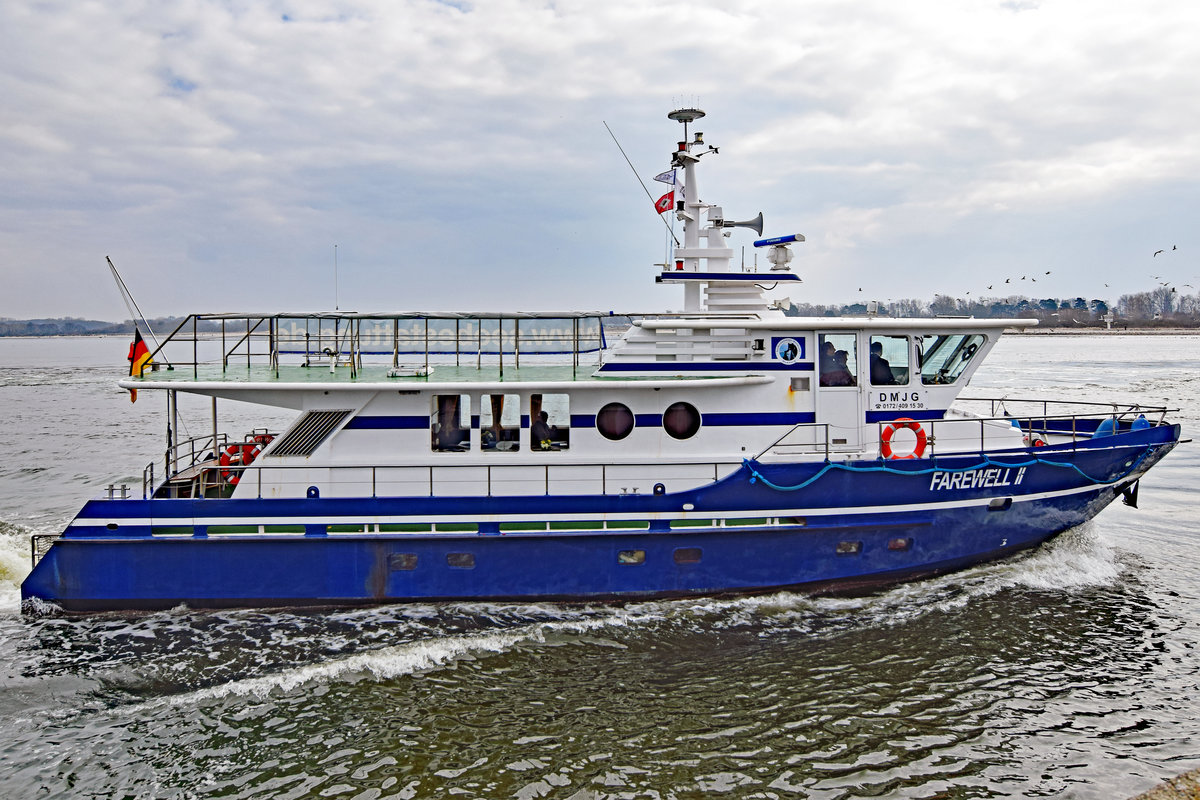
left=603, top=121, right=680, bottom=246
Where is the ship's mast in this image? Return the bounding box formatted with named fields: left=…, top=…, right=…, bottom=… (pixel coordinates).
left=662, top=108, right=799, bottom=314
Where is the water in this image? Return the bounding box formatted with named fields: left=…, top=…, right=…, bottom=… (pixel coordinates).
left=1, top=334, right=1198, bottom=799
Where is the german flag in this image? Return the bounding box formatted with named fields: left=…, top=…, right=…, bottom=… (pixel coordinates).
left=127, top=328, right=152, bottom=402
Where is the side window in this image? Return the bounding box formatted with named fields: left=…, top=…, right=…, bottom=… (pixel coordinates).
left=818, top=333, right=857, bottom=387
left=530, top=393, right=569, bottom=451
left=921, top=334, right=985, bottom=385
left=481, top=393, right=520, bottom=451
left=432, top=394, right=470, bottom=452
left=870, top=335, right=909, bottom=386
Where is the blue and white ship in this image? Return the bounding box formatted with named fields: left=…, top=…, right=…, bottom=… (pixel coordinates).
left=22, top=109, right=1181, bottom=612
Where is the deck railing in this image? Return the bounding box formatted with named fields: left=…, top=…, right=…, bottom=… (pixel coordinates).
left=135, top=312, right=616, bottom=379
left=149, top=457, right=743, bottom=501
left=755, top=397, right=1175, bottom=461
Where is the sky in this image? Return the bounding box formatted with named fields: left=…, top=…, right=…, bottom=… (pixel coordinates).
left=2, top=0, right=1198, bottom=321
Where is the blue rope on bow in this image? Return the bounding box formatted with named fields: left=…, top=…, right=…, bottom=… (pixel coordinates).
left=743, top=446, right=1154, bottom=493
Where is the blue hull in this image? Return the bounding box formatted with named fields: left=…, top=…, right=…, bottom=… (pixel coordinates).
left=22, top=427, right=1178, bottom=612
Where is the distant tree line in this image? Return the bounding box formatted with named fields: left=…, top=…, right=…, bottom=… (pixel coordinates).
left=0, top=316, right=221, bottom=337
left=784, top=288, right=1200, bottom=328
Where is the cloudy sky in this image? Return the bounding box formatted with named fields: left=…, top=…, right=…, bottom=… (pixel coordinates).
left=2, top=0, right=1197, bottom=321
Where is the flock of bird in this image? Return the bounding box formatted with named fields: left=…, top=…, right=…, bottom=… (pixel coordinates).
left=950, top=245, right=1191, bottom=298
left=855, top=245, right=1189, bottom=302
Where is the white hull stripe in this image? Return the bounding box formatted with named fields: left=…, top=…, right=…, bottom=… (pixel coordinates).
left=67, top=481, right=1115, bottom=530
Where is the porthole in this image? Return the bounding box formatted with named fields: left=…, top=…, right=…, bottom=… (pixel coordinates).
left=596, top=402, right=635, bottom=441
left=673, top=547, right=702, bottom=565
left=663, top=401, right=701, bottom=440
left=617, top=549, right=645, bottom=565
left=389, top=553, right=418, bottom=571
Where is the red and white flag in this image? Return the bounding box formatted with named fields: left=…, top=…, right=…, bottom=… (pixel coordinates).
left=654, top=190, right=675, bottom=214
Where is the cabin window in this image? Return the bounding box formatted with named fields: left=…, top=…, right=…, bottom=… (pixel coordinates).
left=530, top=393, right=569, bottom=451
left=481, top=393, right=521, bottom=452
left=388, top=553, right=418, bottom=570
left=596, top=402, right=635, bottom=441
left=870, top=335, right=909, bottom=385
left=663, top=402, right=701, bottom=440
left=446, top=552, right=475, bottom=569
left=920, top=334, right=985, bottom=385
left=673, top=547, right=703, bottom=565
left=618, top=549, right=646, bottom=565
left=818, top=333, right=857, bottom=387
left=431, top=395, right=470, bottom=452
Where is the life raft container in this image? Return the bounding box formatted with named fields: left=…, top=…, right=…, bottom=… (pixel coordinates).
left=880, top=418, right=927, bottom=460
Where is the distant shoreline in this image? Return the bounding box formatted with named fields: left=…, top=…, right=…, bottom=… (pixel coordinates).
left=1007, top=327, right=1200, bottom=335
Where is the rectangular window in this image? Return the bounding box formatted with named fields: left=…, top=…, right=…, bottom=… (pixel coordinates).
left=617, top=550, right=645, bottom=565
left=530, top=393, right=569, bottom=451
left=818, top=333, right=857, bottom=387
left=921, top=334, right=986, bottom=385
left=446, top=552, right=475, bottom=569
left=388, top=553, right=418, bottom=571
left=673, top=547, right=702, bottom=564
left=887, top=538, right=913, bottom=551
left=836, top=540, right=863, bottom=555
left=432, top=394, right=470, bottom=452
left=481, top=393, right=520, bottom=452
left=870, top=335, right=909, bottom=385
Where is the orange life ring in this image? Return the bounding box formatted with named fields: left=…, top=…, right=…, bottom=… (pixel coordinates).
left=219, top=443, right=261, bottom=485
left=880, top=417, right=927, bottom=459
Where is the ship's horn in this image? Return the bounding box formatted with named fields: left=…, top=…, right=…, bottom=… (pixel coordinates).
left=724, top=212, right=764, bottom=236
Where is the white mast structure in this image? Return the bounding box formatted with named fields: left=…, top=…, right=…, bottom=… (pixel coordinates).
left=662, top=108, right=802, bottom=314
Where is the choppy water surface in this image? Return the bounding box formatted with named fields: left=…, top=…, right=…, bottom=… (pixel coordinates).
left=1, top=334, right=1198, bottom=799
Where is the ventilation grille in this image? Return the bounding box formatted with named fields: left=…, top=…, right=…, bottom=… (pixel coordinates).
left=270, top=410, right=354, bottom=457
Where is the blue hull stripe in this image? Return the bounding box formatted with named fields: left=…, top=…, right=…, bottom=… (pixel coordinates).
left=348, top=412, right=817, bottom=430
left=344, top=416, right=427, bottom=430
left=597, top=362, right=814, bottom=372
left=865, top=409, right=946, bottom=423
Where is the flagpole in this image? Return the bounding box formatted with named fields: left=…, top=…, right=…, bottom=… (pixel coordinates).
left=106, top=256, right=167, bottom=357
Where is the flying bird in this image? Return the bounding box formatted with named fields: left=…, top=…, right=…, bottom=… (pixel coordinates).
left=1154, top=249, right=1164, bottom=257
left=1044, top=270, right=1051, bottom=275
left=1005, top=278, right=1011, bottom=283
left=987, top=285, right=993, bottom=289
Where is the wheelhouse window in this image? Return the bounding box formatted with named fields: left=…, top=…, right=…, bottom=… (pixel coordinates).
left=663, top=402, right=701, bottom=440
left=870, top=335, right=909, bottom=386
left=920, top=334, right=985, bottom=385
left=432, top=394, right=470, bottom=452
left=818, top=333, right=857, bottom=387
left=530, top=393, right=569, bottom=451
left=481, top=393, right=520, bottom=452
left=596, top=402, right=635, bottom=441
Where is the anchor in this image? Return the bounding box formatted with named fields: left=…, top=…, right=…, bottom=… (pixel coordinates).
left=1120, top=480, right=1140, bottom=508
